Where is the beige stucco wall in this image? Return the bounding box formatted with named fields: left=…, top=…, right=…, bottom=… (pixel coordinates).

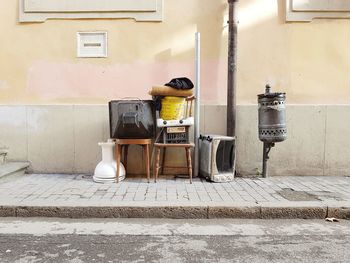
left=0, top=0, right=350, bottom=105
left=1, top=1, right=350, bottom=176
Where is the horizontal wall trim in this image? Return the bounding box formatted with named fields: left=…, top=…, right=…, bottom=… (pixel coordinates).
left=24, top=0, right=157, bottom=13
left=292, top=0, right=350, bottom=12
left=286, top=0, right=350, bottom=22
left=19, top=0, right=163, bottom=22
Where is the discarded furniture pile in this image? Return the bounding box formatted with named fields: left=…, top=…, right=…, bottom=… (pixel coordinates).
left=93, top=77, right=237, bottom=184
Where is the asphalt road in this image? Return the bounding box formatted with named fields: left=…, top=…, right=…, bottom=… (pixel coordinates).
left=0, top=218, right=349, bottom=262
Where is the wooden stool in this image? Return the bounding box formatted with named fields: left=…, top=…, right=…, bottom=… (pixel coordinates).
left=115, top=139, right=151, bottom=183
left=154, top=143, right=194, bottom=184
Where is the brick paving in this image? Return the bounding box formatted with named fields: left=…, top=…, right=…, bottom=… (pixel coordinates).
left=0, top=174, right=350, bottom=207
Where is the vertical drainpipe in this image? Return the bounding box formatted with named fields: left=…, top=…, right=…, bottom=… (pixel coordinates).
left=227, top=0, right=238, bottom=137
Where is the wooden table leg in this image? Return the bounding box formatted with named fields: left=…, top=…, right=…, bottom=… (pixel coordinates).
left=161, top=147, right=166, bottom=175
left=123, top=145, right=129, bottom=174
left=154, top=147, right=161, bottom=183
left=115, top=142, right=118, bottom=183
left=186, top=147, right=193, bottom=184
left=116, top=144, right=122, bottom=183
left=144, top=144, right=150, bottom=183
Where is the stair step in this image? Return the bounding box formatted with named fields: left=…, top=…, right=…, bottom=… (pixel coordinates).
left=0, top=162, right=30, bottom=180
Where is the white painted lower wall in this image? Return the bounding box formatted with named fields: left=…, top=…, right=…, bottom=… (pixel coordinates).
left=0, top=104, right=348, bottom=176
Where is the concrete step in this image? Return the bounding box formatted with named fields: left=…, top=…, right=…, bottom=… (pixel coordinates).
left=0, top=162, right=30, bottom=180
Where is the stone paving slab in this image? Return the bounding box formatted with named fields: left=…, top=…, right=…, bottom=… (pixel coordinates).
left=0, top=174, right=349, bottom=219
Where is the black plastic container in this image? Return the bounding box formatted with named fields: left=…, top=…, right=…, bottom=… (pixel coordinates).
left=109, top=100, right=156, bottom=139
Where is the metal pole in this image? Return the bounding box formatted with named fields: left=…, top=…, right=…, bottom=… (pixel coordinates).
left=262, top=143, right=268, bottom=178
left=227, top=0, right=238, bottom=137
left=194, top=32, right=201, bottom=178
left=262, top=142, right=274, bottom=178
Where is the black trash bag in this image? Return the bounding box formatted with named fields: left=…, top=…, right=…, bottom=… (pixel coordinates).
left=165, top=77, right=194, bottom=90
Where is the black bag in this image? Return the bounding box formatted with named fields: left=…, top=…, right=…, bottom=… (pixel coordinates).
left=165, top=77, right=194, bottom=90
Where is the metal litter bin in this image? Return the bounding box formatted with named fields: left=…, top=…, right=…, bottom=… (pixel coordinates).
left=258, top=85, right=287, bottom=177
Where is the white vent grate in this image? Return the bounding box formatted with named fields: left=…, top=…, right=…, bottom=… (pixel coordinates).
left=77, top=32, right=107, bottom=58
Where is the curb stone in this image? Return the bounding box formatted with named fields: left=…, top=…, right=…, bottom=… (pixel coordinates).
left=1, top=205, right=349, bottom=219
left=0, top=206, right=16, bottom=217
left=14, top=206, right=208, bottom=219
left=208, top=206, right=261, bottom=219
left=327, top=207, right=350, bottom=220
left=261, top=206, right=327, bottom=219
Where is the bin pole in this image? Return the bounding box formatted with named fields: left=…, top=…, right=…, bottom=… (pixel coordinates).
left=262, top=142, right=274, bottom=178
left=262, top=143, right=268, bottom=178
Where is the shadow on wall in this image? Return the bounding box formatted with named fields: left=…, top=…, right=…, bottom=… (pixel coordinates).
left=152, top=0, right=226, bottom=102
left=150, top=0, right=291, bottom=105
left=236, top=0, right=292, bottom=104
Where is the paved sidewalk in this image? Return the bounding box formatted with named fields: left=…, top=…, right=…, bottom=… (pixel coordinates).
left=0, top=174, right=349, bottom=219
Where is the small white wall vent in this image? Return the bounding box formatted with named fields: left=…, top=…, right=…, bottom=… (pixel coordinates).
left=77, top=32, right=107, bottom=58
